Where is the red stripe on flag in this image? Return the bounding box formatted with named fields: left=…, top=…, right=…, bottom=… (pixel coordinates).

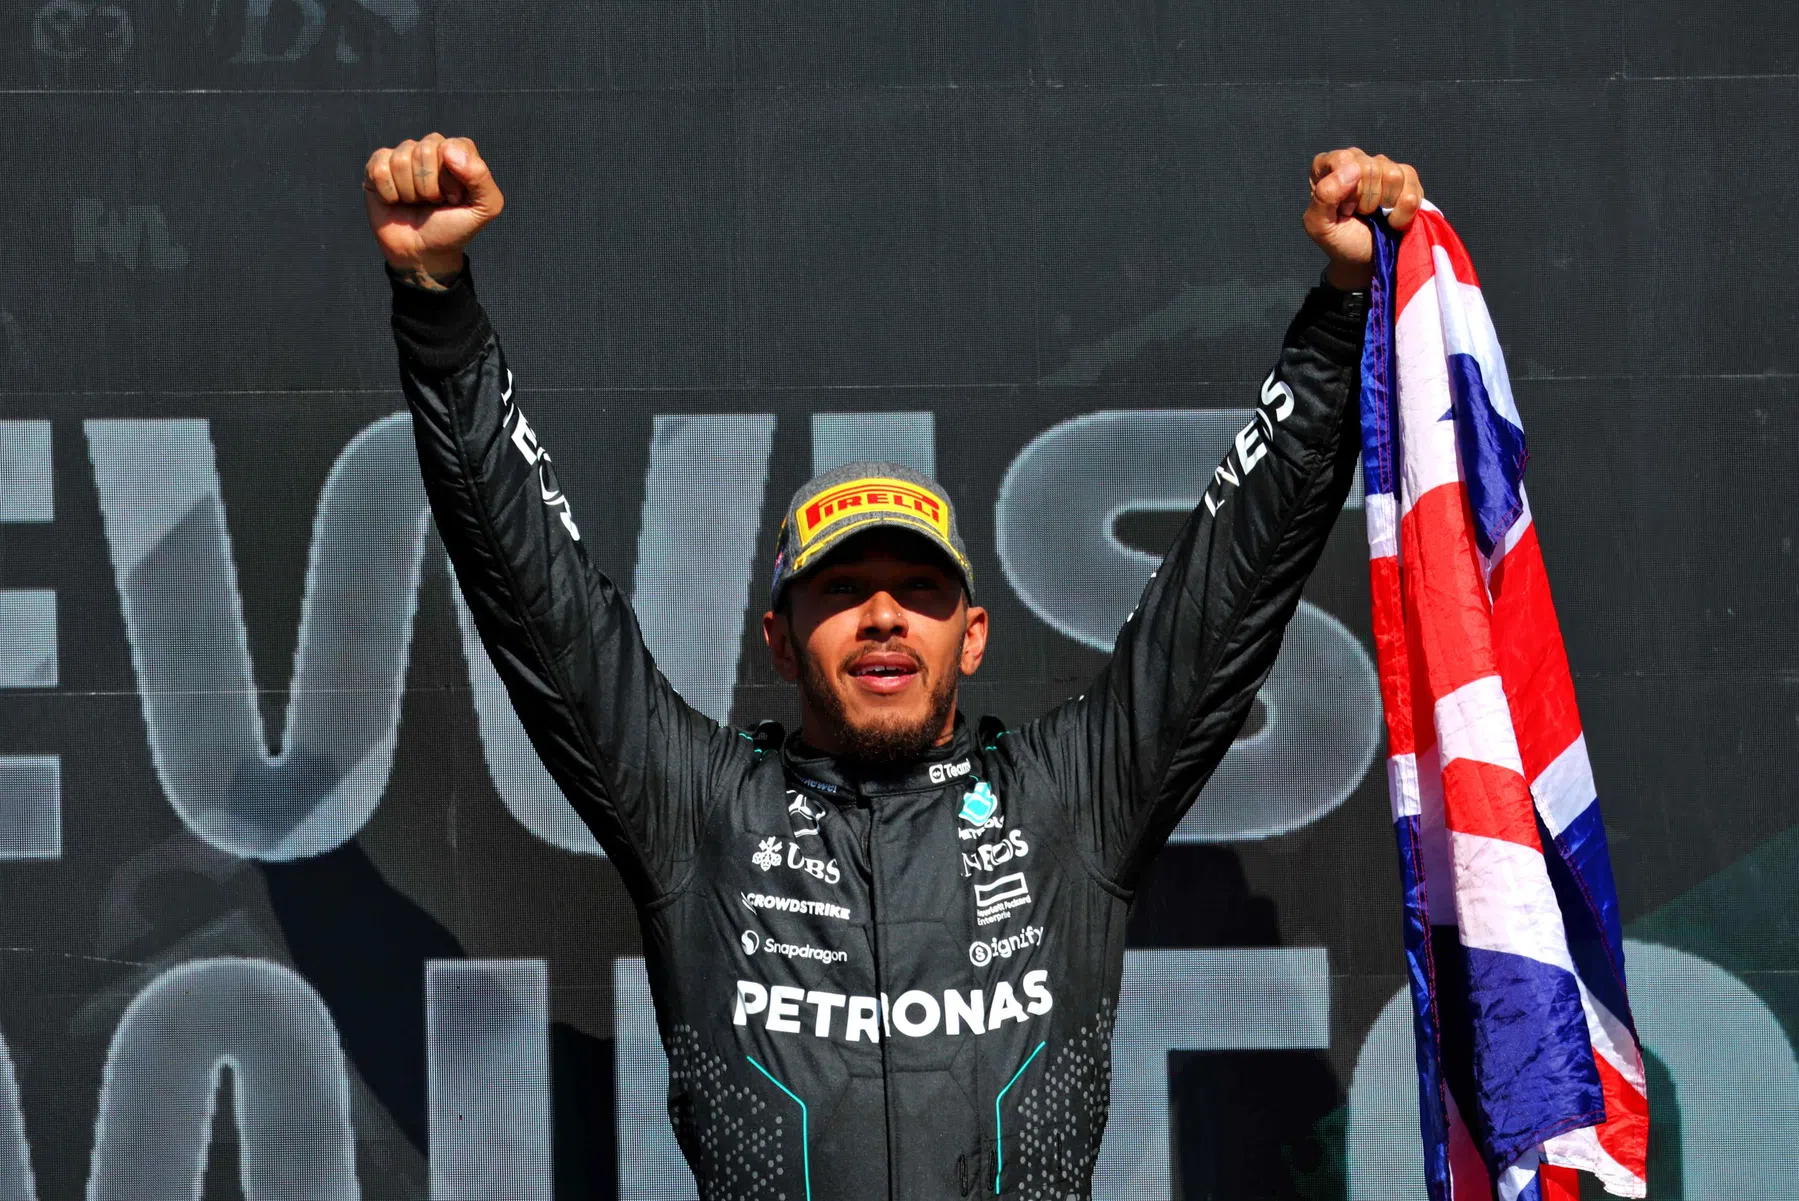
left=1417, top=209, right=1480, bottom=287
left=1594, top=1048, right=1651, bottom=1175
left=1393, top=209, right=1480, bottom=319
left=1538, top=1164, right=1581, bottom=1201
left=1369, top=554, right=1416, bottom=756
left=1401, top=484, right=1501, bottom=702
left=1444, top=1088, right=1489, bottom=1199
left=1488, top=525, right=1584, bottom=783
left=1394, top=221, right=1436, bottom=320
left=1440, top=757, right=1542, bottom=849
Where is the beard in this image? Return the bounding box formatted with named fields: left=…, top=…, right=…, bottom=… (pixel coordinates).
left=795, top=639, right=961, bottom=767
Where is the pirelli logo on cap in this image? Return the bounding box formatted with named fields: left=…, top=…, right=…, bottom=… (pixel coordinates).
left=795, top=477, right=950, bottom=547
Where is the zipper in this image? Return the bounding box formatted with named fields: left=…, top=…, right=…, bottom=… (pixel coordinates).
left=862, top=787, right=896, bottom=1200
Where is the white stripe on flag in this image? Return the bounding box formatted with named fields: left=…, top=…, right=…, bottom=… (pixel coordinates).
left=1415, top=745, right=1455, bottom=920
left=1541, top=1126, right=1645, bottom=1198
left=1387, top=752, right=1420, bottom=821
left=1432, top=260, right=1523, bottom=433
left=1447, top=831, right=1576, bottom=971
left=1531, top=732, right=1597, bottom=839
left=1578, top=977, right=1648, bottom=1094
left=1495, top=1148, right=1539, bottom=1201
left=1480, top=488, right=1534, bottom=589
left=1393, top=277, right=1464, bottom=518
left=1435, top=675, right=1526, bottom=776
left=1365, top=490, right=1397, bottom=560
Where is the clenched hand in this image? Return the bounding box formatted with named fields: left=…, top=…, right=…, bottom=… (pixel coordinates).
left=1304, top=148, right=1424, bottom=290
left=363, top=133, right=504, bottom=288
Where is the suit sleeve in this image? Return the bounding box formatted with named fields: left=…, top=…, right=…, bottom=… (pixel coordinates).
left=1015, top=283, right=1368, bottom=889
left=390, top=263, right=720, bottom=905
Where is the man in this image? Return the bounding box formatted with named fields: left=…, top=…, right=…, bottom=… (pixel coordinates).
left=365, top=134, right=1422, bottom=1199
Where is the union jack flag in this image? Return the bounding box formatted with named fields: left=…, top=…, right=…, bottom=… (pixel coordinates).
left=1358, top=204, right=1650, bottom=1200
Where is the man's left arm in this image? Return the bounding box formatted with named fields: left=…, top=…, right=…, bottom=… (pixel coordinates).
left=1017, top=149, right=1423, bottom=889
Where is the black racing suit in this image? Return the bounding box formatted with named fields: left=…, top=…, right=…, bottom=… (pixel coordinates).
left=391, top=264, right=1368, bottom=1200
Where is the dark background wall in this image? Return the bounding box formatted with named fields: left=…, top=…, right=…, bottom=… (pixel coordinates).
left=2, top=1, right=1797, bottom=1197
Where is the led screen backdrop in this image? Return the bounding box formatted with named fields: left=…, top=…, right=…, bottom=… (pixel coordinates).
left=2, top=1, right=1798, bottom=1197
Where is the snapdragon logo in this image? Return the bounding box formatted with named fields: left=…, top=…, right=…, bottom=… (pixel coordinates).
left=747, top=934, right=848, bottom=966
left=733, top=972, right=1052, bottom=1042
left=969, top=925, right=1043, bottom=967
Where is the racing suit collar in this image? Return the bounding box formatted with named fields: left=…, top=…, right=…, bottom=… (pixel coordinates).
left=781, top=714, right=977, bottom=800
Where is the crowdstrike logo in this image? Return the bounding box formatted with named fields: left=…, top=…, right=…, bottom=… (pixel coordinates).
left=733, top=971, right=1052, bottom=1041
left=740, top=892, right=851, bottom=922
left=969, top=925, right=1043, bottom=967
left=930, top=759, right=973, bottom=786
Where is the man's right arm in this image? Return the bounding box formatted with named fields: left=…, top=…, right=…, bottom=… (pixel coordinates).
left=371, top=135, right=717, bottom=905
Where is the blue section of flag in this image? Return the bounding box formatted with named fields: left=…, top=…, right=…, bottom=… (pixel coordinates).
left=1546, top=805, right=1637, bottom=1039
left=1359, top=217, right=1403, bottom=500
left=1393, top=813, right=1453, bottom=1201
left=1446, top=351, right=1529, bottom=556
left=1461, top=945, right=1605, bottom=1171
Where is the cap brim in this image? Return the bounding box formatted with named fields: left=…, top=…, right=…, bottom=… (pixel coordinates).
left=786, top=516, right=973, bottom=596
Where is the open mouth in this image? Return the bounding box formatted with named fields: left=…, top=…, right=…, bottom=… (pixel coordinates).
left=846, top=651, right=922, bottom=695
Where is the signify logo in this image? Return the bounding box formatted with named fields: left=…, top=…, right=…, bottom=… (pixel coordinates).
left=969, top=925, right=1043, bottom=967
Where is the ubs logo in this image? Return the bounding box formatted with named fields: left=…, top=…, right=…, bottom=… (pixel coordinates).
left=750, top=836, right=842, bottom=885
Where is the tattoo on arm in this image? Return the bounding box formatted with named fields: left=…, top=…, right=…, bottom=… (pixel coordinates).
left=400, top=263, right=456, bottom=292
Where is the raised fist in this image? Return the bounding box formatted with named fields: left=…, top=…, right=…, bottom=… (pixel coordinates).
left=363, top=133, right=503, bottom=281
left=1304, top=148, right=1424, bottom=290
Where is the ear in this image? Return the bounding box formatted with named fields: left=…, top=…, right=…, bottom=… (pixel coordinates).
left=958, top=604, right=989, bottom=677
left=763, top=609, right=801, bottom=682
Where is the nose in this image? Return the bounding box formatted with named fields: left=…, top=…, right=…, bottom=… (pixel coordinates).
left=858, top=589, right=908, bottom=641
